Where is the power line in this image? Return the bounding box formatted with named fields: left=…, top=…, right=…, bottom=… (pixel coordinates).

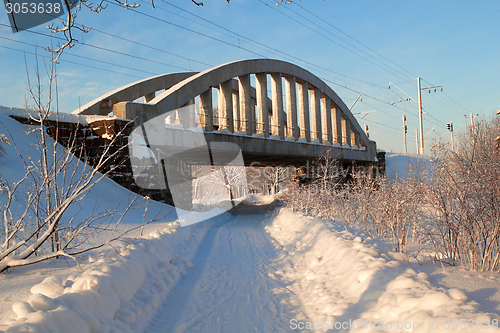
left=0, top=23, right=194, bottom=72
left=258, top=0, right=410, bottom=82
left=421, top=78, right=471, bottom=114
left=0, top=36, right=161, bottom=76
left=0, top=45, right=144, bottom=79
left=292, top=2, right=417, bottom=80
left=103, top=0, right=268, bottom=59
left=126, top=0, right=390, bottom=91
left=90, top=27, right=213, bottom=69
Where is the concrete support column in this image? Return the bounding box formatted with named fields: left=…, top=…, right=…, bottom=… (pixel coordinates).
left=179, top=98, right=194, bottom=128
left=199, top=89, right=213, bottom=131
left=239, top=74, right=253, bottom=135
left=332, top=107, right=342, bottom=145
left=297, top=81, right=310, bottom=142
left=285, top=76, right=298, bottom=140
left=321, top=96, right=332, bottom=144
left=200, top=88, right=214, bottom=132
left=310, top=88, right=322, bottom=142
left=255, top=73, right=269, bottom=137
left=251, top=97, right=256, bottom=135
left=350, top=124, right=359, bottom=147
left=354, top=131, right=360, bottom=147
left=233, top=92, right=240, bottom=132
left=271, top=73, right=284, bottom=139
left=219, top=80, right=233, bottom=133
left=144, top=92, right=155, bottom=103
left=342, top=117, right=351, bottom=146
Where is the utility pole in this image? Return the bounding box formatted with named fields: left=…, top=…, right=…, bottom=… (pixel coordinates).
left=416, top=128, right=419, bottom=154
left=364, top=124, right=369, bottom=138
left=389, top=78, right=441, bottom=155
left=447, top=121, right=454, bottom=152
left=417, top=77, right=423, bottom=155
left=464, top=112, right=479, bottom=128
left=402, top=114, right=407, bottom=154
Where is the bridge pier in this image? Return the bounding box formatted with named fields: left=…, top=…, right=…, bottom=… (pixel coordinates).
left=271, top=73, right=285, bottom=139
left=255, top=73, right=269, bottom=137
left=219, top=80, right=234, bottom=133
left=239, top=74, right=253, bottom=135
left=342, top=116, right=351, bottom=147
left=199, top=89, right=213, bottom=131
left=321, top=95, right=332, bottom=144
left=232, top=91, right=240, bottom=131
left=310, top=88, right=322, bottom=142
left=297, top=81, right=310, bottom=142
left=332, top=106, right=342, bottom=145
left=285, top=76, right=298, bottom=140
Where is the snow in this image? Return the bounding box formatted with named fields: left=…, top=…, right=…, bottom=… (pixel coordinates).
left=1, top=106, right=500, bottom=332
left=3, top=207, right=500, bottom=332
left=267, top=209, right=499, bottom=332
left=385, top=153, right=431, bottom=180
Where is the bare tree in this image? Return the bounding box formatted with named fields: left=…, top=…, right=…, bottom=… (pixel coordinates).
left=0, top=56, right=162, bottom=273
left=427, top=117, right=500, bottom=270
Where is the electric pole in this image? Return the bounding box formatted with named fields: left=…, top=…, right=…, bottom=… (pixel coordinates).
left=464, top=112, right=479, bottom=128
left=447, top=121, right=454, bottom=152
left=403, top=114, right=407, bottom=154
left=416, top=128, right=419, bottom=154
left=417, top=77, right=423, bottom=155
left=389, top=78, right=442, bottom=155
left=364, top=124, right=369, bottom=138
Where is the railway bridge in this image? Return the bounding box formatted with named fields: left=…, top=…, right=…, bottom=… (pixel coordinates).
left=70, top=59, right=381, bottom=213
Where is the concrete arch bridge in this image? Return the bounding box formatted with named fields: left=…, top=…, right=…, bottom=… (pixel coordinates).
left=70, top=59, right=383, bottom=208
left=74, top=59, right=378, bottom=168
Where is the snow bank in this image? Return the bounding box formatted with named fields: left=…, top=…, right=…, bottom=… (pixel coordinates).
left=240, top=193, right=276, bottom=205
left=1, top=222, right=209, bottom=332
left=266, top=209, right=498, bottom=332
left=385, top=153, right=431, bottom=180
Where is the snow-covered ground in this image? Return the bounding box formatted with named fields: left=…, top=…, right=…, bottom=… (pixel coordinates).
left=385, top=153, right=431, bottom=180
left=1, top=108, right=500, bottom=332
left=3, top=208, right=500, bottom=332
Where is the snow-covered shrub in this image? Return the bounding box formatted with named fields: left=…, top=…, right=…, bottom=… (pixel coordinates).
left=0, top=59, right=155, bottom=273
left=427, top=117, right=500, bottom=270
left=284, top=154, right=427, bottom=254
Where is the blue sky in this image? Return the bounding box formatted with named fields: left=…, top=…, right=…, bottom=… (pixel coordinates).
left=0, top=0, right=498, bottom=154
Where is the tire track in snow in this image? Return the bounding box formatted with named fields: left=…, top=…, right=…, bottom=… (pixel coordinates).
left=144, top=217, right=228, bottom=333
left=145, top=213, right=307, bottom=333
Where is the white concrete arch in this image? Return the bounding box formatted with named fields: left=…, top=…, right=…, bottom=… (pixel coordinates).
left=119, top=59, right=370, bottom=150
left=72, top=72, right=196, bottom=116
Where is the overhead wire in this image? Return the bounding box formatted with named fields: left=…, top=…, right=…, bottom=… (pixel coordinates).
left=258, top=0, right=410, bottom=82
left=102, top=0, right=268, bottom=58
left=0, top=44, right=144, bottom=79
left=0, top=23, right=194, bottom=72
left=0, top=36, right=161, bottom=76
left=292, top=2, right=418, bottom=80
left=134, top=0, right=391, bottom=91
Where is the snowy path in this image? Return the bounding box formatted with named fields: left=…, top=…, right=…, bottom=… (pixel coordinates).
left=146, top=214, right=305, bottom=333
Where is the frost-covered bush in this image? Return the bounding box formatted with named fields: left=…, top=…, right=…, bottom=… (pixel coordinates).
left=427, top=117, right=500, bottom=271
left=285, top=116, right=500, bottom=271
left=284, top=160, right=426, bottom=254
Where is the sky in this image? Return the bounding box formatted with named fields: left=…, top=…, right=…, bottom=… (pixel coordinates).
left=0, top=0, right=499, bottom=154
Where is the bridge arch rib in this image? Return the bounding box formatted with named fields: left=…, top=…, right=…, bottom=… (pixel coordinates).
left=77, top=59, right=377, bottom=163
left=72, top=72, right=196, bottom=116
